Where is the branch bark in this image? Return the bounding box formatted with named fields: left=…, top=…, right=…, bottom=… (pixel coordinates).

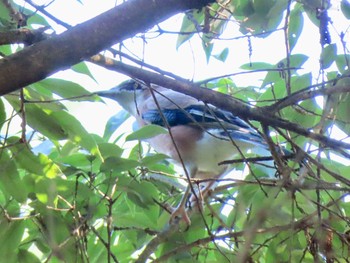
left=0, top=0, right=213, bottom=95
left=0, top=28, right=48, bottom=45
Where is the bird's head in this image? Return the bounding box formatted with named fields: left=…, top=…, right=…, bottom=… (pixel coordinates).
left=96, top=79, right=149, bottom=116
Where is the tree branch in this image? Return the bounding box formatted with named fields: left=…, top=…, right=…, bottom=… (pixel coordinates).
left=0, top=0, right=214, bottom=95
left=0, top=27, right=48, bottom=45
left=269, top=81, right=350, bottom=112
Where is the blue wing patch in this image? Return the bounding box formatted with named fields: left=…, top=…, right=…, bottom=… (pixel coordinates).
left=142, top=105, right=294, bottom=155
left=142, top=105, right=250, bottom=128
left=142, top=105, right=264, bottom=144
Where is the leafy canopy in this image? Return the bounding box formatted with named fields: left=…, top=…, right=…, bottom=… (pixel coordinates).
left=0, top=0, right=350, bottom=262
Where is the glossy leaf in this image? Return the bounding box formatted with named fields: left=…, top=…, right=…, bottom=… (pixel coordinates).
left=0, top=98, right=5, bottom=130
left=103, top=110, right=129, bottom=140
left=341, top=0, right=350, bottom=19
left=213, top=47, right=229, bottom=62
left=336, top=54, right=350, bottom=73
left=18, top=249, right=41, bottom=263
left=51, top=111, right=102, bottom=158
left=0, top=221, right=25, bottom=261
left=125, top=124, right=168, bottom=141
left=5, top=95, right=67, bottom=140
left=0, top=149, right=27, bottom=202
left=140, top=153, right=169, bottom=166
left=230, top=0, right=254, bottom=17
left=71, top=61, right=97, bottom=82
left=262, top=54, right=308, bottom=87
left=176, top=10, right=204, bottom=49
left=36, top=78, right=95, bottom=101
left=98, top=142, right=123, bottom=159
left=19, top=4, right=50, bottom=27
left=289, top=6, right=304, bottom=51
left=202, top=38, right=214, bottom=63
left=320, top=43, right=337, bottom=69
left=100, top=156, right=139, bottom=172
left=7, top=137, right=62, bottom=178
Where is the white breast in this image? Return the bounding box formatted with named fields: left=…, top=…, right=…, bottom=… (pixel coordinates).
left=193, top=129, right=253, bottom=174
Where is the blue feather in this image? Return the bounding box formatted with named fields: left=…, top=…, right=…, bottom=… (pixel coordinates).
left=142, top=105, right=293, bottom=156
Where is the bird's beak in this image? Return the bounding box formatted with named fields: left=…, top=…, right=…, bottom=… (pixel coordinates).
left=94, top=89, right=115, bottom=99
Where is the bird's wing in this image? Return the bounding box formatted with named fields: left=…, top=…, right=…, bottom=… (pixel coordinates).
left=141, top=91, right=267, bottom=148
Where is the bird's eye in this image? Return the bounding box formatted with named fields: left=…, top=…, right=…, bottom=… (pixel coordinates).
left=117, top=79, right=146, bottom=92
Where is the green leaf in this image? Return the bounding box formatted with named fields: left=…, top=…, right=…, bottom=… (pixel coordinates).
left=125, top=125, right=168, bottom=141
left=36, top=78, right=94, bottom=101
left=261, top=54, right=308, bottom=87
left=176, top=10, right=204, bottom=49
left=57, top=153, right=95, bottom=169
left=238, top=0, right=286, bottom=36
left=291, top=72, right=312, bottom=92
left=0, top=2, right=11, bottom=21
left=266, top=0, right=288, bottom=32
left=0, top=149, right=27, bottom=202
left=230, top=0, right=254, bottom=17
left=289, top=6, right=304, bottom=51
left=125, top=180, right=158, bottom=208
left=26, top=12, right=50, bottom=27
left=320, top=43, right=337, bottom=69
left=98, top=142, right=123, bottom=159
left=34, top=177, right=60, bottom=205
left=71, top=61, right=97, bottom=82
left=213, top=47, right=229, bottom=62
left=51, top=111, right=102, bottom=158
left=302, top=0, right=325, bottom=27
left=341, top=0, right=350, bottom=19
left=7, top=137, right=62, bottom=178
left=18, top=249, right=41, bottom=263
left=283, top=100, right=320, bottom=129
left=288, top=53, right=309, bottom=68
left=0, top=2, right=16, bottom=30
left=100, top=157, right=139, bottom=172
left=141, top=153, right=169, bottom=166
left=0, top=98, right=5, bottom=130
left=15, top=3, right=50, bottom=28
left=333, top=78, right=350, bottom=125
left=103, top=110, right=129, bottom=140
left=202, top=40, right=214, bottom=63
left=0, top=44, right=12, bottom=56
left=336, top=54, right=350, bottom=73
left=4, top=95, right=67, bottom=140
left=24, top=87, right=66, bottom=112
left=0, top=221, right=25, bottom=260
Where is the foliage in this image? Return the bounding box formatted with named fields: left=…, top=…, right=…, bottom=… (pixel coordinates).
left=0, top=0, right=350, bottom=262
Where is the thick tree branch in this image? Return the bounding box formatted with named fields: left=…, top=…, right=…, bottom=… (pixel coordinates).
left=269, top=81, right=350, bottom=112
left=0, top=27, right=48, bottom=45
left=0, top=0, right=214, bottom=95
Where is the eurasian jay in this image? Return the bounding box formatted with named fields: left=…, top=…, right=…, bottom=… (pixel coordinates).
left=96, top=79, right=288, bottom=224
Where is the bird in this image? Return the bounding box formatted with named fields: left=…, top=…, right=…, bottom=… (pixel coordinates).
left=96, top=79, right=290, bottom=225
